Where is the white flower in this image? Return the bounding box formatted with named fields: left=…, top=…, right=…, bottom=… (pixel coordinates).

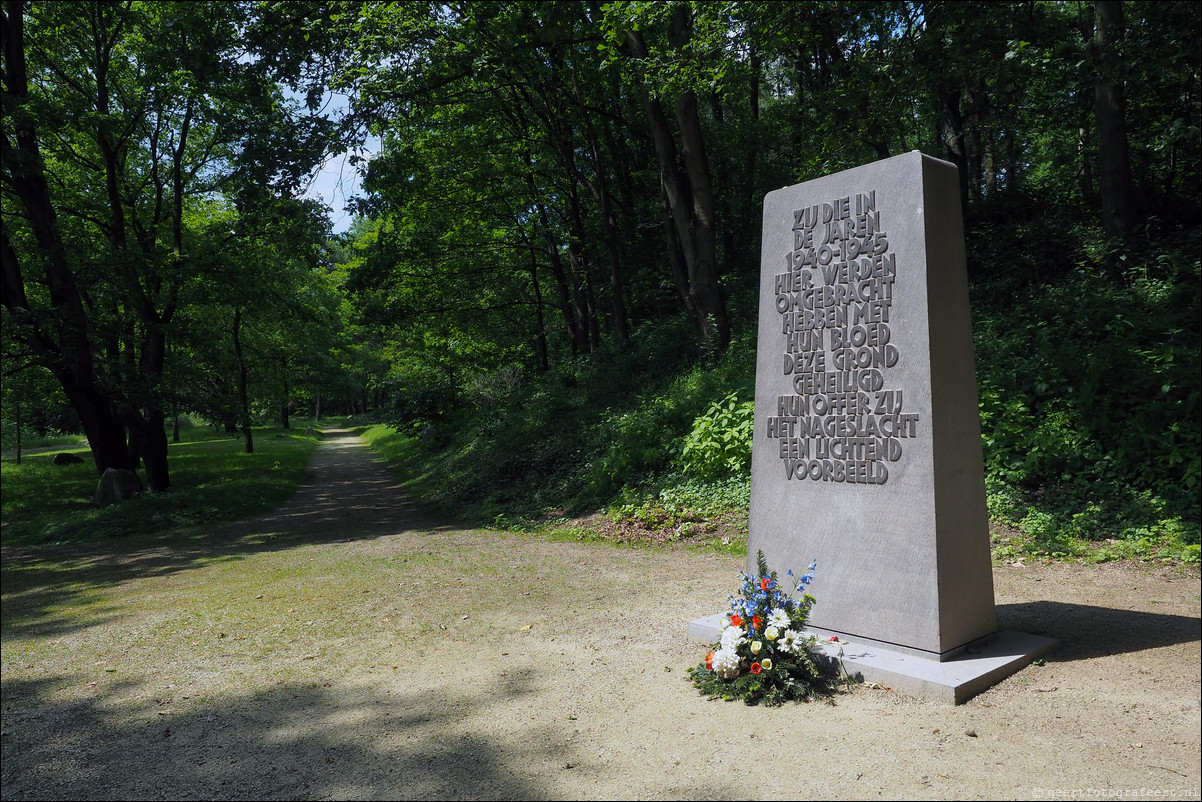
left=712, top=647, right=741, bottom=679
left=719, top=625, right=745, bottom=651
left=764, top=626, right=780, bottom=641
left=761, top=658, right=773, bottom=671
left=750, top=640, right=763, bottom=655
left=779, top=629, right=800, bottom=653
left=768, top=608, right=791, bottom=630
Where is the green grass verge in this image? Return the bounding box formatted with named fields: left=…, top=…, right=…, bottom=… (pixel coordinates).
left=0, top=426, right=321, bottom=547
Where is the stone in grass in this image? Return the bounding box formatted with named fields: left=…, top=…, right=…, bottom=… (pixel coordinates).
left=94, top=468, right=143, bottom=506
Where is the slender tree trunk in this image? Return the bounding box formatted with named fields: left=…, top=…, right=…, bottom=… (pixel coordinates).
left=232, top=309, right=253, bottom=454
left=939, top=90, right=971, bottom=219
left=559, top=150, right=599, bottom=352
left=138, top=329, right=171, bottom=490
left=532, top=187, right=586, bottom=356
left=280, top=360, right=291, bottom=429
left=602, top=75, right=639, bottom=252
left=528, top=256, right=549, bottom=371
left=660, top=190, right=702, bottom=338
left=737, top=49, right=764, bottom=261
left=14, top=397, right=21, bottom=465
left=572, top=69, right=629, bottom=347
left=1093, top=0, right=1133, bottom=238
left=1077, top=123, right=1095, bottom=205
left=583, top=276, right=601, bottom=350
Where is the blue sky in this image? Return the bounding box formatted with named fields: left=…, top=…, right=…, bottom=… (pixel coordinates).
left=304, top=146, right=367, bottom=234
left=294, top=90, right=379, bottom=235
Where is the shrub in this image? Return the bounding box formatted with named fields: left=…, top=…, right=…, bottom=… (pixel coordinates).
left=679, top=392, right=755, bottom=480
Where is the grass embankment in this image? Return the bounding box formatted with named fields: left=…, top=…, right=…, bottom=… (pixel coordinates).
left=1, top=425, right=321, bottom=547
left=356, top=223, right=1200, bottom=566
left=357, top=317, right=756, bottom=555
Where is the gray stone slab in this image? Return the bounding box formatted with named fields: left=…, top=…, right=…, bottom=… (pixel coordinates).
left=749, top=151, right=995, bottom=658
left=687, top=613, right=1060, bottom=704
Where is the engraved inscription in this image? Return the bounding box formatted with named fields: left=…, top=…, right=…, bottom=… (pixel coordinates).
left=766, top=190, right=920, bottom=484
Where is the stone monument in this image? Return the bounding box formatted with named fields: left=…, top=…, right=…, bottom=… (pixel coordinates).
left=689, top=152, right=1057, bottom=702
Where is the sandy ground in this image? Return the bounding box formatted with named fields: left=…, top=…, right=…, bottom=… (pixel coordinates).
left=2, top=429, right=1199, bottom=801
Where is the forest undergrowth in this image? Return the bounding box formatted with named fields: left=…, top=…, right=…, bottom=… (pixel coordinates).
left=361, top=218, right=1201, bottom=566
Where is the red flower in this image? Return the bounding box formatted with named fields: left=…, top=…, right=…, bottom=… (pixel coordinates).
left=750, top=662, right=763, bottom=675
left=705, top=651, right=715, bottom=671
left=829, top=635, right=840, bottom=642
left=760, top=577, right=769, bottom=591
left=752, top=615, right=762, bottom=631
left=730, top=614, right=743, bottom=627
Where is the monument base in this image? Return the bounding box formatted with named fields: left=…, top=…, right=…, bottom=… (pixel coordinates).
left=687, top=614, right=1059, bottom=705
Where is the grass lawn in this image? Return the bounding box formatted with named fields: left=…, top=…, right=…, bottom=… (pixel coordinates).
left=1, top=426, right=321, bottom=547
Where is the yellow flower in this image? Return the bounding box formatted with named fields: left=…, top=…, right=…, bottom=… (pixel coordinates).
left=750, top=640, right=763, bottom=654
left=764, top=626, right=779, bottom=641
left=761, top=658, right=773, bottom=671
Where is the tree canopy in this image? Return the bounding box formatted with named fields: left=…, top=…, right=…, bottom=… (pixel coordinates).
left=3, top=1, right=1199, bottom=553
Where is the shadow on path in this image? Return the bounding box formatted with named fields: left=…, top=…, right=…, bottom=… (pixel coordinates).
left=998, top=600, right=1201, bottom=661
left=2, top=430, right=451, bottom=641
left=222, top=428, right=450, bottom=542
left=0, top=668, right=559, bottom=801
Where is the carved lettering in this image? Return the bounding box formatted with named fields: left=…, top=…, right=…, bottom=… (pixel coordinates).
left=768, top=190, right=921, bottom=484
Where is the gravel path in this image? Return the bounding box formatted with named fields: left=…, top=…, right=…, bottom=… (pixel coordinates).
left=2, top=429, right=1199, bottom=801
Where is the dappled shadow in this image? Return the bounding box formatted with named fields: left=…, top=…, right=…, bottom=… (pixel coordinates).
left=1, top=430, right=453, bottom=642
left=1, top=663, right=736, bottom=801
left=997, top=600, right=1200, bottom=660
left=242, top=430, right=444, bottom=542
left=0, top=666, right=559, bottom=800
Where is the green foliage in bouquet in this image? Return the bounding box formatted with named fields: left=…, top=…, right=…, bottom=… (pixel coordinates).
left=688, top=551, right=836, bottom=706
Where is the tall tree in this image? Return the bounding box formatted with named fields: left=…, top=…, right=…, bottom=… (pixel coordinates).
left=617, top=4, right=731, bottom=349
left=2, top=0, right=132, bottom=477
left=2, top=1, right=332, bottom=489
left=1092, top=0, right=1134, bottom=238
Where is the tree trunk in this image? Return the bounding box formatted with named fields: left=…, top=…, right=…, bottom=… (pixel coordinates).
left=528, top=256, right=549, bottom=371
left=551, top=115, right=601, bottom=354
left=939, top=89, right=971, bottom=220
left=627, top=21, right=730, bottom=350
left=140, top=407, right=170, bottom=491
left=660, top=190, right=703, bottom=338
left=14, top=396, right=21, bottom=465
left=572, top=69, right=629, bottom=347
left=1, top=3, right=134, bottom=477
left=532, top=187, right=586, bottom=356
left=233, top=309, right=253, bottom=454
left=1093, top=0, right=1133, bottom=238
left=125, top=413, right=145, bottom=470
left=137, top=328, right=171, bottom=491
left=668, top=6, right=729, bottom=350
left=280, top=361, right=291, bottom=429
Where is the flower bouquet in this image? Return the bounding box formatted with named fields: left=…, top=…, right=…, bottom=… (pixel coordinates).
left=689, top=550, right=835, bottom=706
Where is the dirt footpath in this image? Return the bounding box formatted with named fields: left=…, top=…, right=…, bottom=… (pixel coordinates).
left=2, top=430, right=1199, bottom=801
